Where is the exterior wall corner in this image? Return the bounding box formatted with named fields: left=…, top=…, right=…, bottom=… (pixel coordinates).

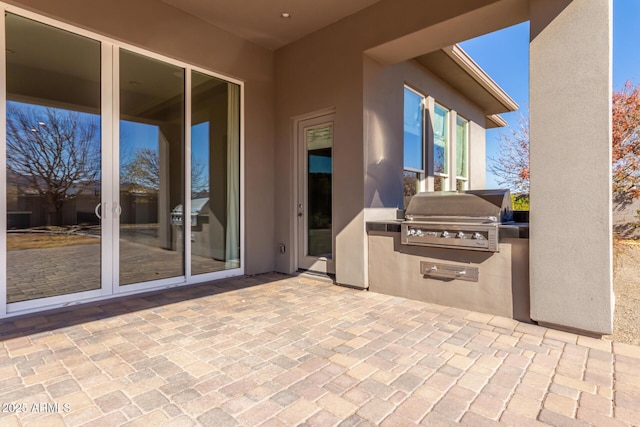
left=529, top=0, right=613, bottom=335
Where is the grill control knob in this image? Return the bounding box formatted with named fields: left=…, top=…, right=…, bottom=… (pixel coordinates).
left=409, top=228, right=425, bottom=237
left=473, top=232, right=486, bottom=240
left=442, top=231, right=451, bottom=238
left=457, top=232, right=466, bottom=239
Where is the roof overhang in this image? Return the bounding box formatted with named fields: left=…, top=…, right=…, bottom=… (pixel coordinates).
left=486, top=114, right=508, bottom=129
left=415, top=44, right=518, bottom=128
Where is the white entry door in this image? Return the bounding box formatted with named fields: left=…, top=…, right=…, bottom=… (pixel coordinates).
left=297, top=114, right=335, bottom=274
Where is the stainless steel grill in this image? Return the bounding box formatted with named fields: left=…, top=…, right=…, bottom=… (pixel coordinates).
left=401, top=189, right=513, bottom=252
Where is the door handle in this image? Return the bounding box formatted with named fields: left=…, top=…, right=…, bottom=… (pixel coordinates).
left=95, top=203, right=102, bottom=220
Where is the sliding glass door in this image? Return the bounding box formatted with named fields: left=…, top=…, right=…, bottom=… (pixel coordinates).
left=5, top=13, right=103, bottom=305
left=1, top=7, right=243, bottom=316
left=190, top=71, right=240, bottom=276
left=118, top=49, right=185, bottom=286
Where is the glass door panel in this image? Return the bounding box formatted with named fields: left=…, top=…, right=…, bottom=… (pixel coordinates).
left=306, top=125, right=332, bottom=258
left=5, top=13, right=102, bottom=303
left=297, top=116, right=334, bottom=274
left=119, top=50, right=185, bottom=285
left=190, top=71, right=240, bottom=276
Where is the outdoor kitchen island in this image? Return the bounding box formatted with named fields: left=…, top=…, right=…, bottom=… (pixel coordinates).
left=366, top=191, right=530, bottom=322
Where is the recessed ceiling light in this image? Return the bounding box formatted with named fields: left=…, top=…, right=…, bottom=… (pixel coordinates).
left=281, top=12, right=291, bottom=18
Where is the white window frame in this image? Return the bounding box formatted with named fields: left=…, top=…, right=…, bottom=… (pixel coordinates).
left=432, top=102, right=450, bottom=191
left=455, top=114, right=470, bottom=191
left=422, top=100, right=472, bottom=192
left=403, top=86, right=426, bottom=198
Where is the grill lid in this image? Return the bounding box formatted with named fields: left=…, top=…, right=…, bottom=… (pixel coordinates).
left=405, top=189, right=513, bottom=223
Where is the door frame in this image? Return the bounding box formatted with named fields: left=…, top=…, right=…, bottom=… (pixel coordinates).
left=110, top=44, right=189, bottom=296
left=294, top=110, right=336, bottom=275
left=0, top=3, right=245, bottom=317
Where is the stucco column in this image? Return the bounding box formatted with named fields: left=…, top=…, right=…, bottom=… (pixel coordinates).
left=529, top=0, right=613, bottom=335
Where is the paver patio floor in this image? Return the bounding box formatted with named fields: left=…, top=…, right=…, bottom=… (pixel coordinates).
left=0, top=273, right=639, bottom=426
left=7, top=239, right=235, bottom=303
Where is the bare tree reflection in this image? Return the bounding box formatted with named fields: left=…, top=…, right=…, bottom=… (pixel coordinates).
left=6, top=104, right=100, bottom=226
left=121, top=146, right=208, bottom=195
left=121, top=148, right=160, bottom=191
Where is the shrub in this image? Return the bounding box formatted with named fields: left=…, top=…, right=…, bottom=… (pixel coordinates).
left=511, top=194, right=530, bottom=211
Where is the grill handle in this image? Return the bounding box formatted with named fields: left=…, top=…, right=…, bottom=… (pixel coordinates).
left=420, top=261, right=478, bottom=282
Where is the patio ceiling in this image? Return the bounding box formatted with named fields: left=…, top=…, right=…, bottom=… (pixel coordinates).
left=160, top=0, right=383, bottom=50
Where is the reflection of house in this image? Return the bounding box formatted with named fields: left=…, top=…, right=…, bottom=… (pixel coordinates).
left=8, top=193, right=100, bottom=228
left=6, top=170, right=100, bottom=228
left=6, top=172, right=164, bottom=228
left=0, top=1, right=614, bottom=337
left=171, top=197, right=229, bottom=260
left=119, top=183, right=159, bottom=225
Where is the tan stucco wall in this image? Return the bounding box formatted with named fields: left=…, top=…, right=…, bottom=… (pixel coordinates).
left=5, top=0, right=276, bottom=275
left=529, top=0, right=613, bottom=334
left=368, top=232, right=531, bottom=321
left=363, top=57, right=488, bottom=209
left=273, top=24, right=366, bottom=285
left=274, top=1, right=524, bottom=287
left=365, top=0, right=529, bottom=64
